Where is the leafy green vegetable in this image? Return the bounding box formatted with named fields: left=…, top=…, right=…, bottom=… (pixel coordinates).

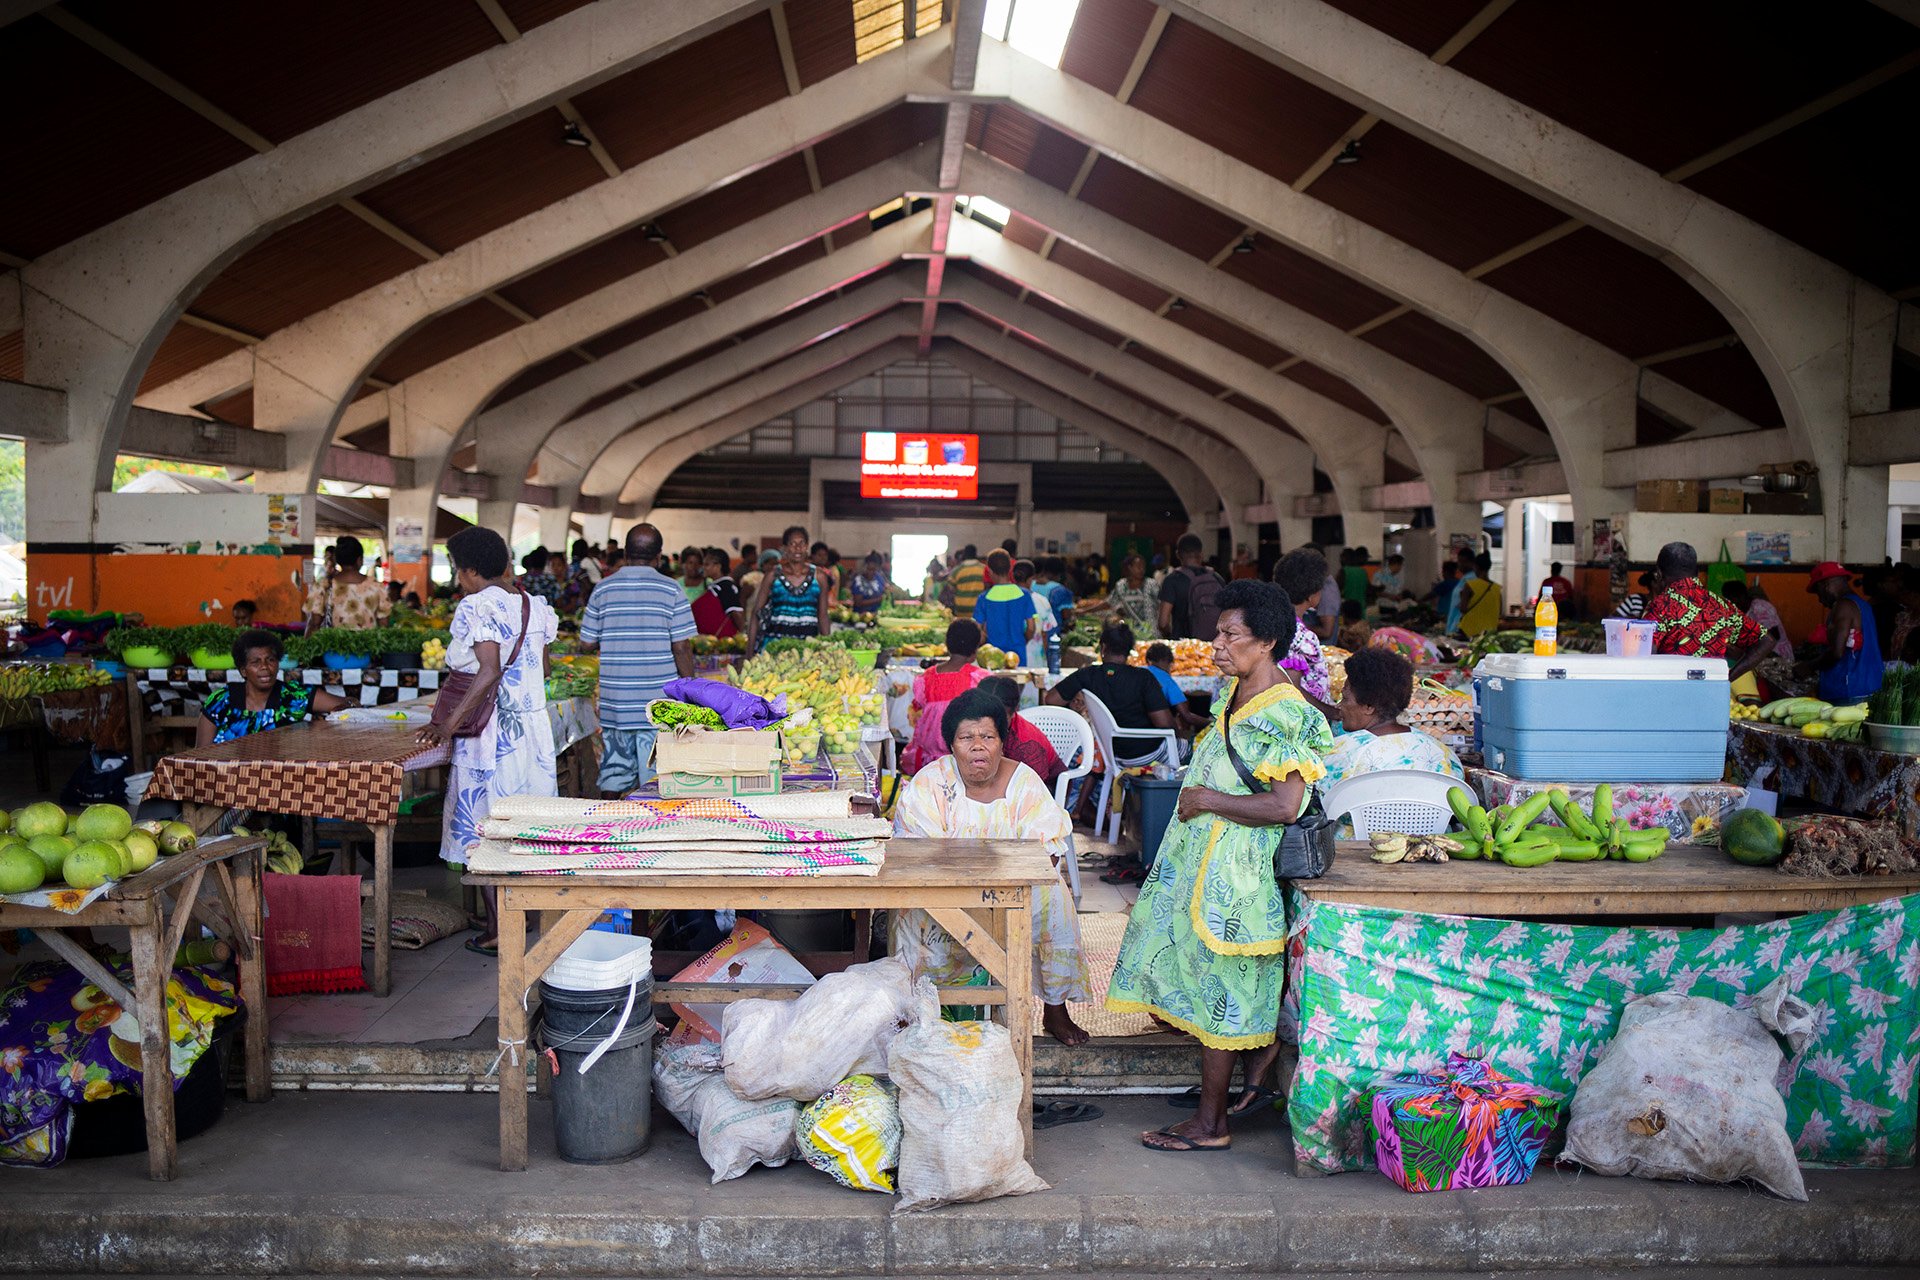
left=646, top=699, right=724, bottom=730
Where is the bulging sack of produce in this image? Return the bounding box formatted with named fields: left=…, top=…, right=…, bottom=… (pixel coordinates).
left=722, top=956, right=914, bottom=1102
left=887, top=978, right=1048, bottom=1213
left=795, top=1074, right=903, bottom=1192
left=1562, top=977, right=1813, bottom=1201
left=652, top=1040, right=798, bottom=1183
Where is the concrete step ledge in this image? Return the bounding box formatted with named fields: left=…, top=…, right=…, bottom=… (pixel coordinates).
left=11, top=1177, right=1916, bottom=1276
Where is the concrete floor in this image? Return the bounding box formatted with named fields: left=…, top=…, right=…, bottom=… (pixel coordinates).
left=7, top=1090, right=1916, bottom=1276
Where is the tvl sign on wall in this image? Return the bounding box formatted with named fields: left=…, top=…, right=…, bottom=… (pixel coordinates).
left=860, top=432, right=979, bottom=500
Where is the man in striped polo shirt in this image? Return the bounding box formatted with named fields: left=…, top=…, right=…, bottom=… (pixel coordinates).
left=579, top=523, right=695, bottom=796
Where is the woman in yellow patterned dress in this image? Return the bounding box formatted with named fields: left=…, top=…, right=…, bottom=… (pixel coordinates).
left=1107, top=578, right=1333, bottom=1151
left=892, top=686, right=1093, bottom=1045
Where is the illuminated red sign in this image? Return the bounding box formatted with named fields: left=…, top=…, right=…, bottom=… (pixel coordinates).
left=859, top=432, right=979, bottom=500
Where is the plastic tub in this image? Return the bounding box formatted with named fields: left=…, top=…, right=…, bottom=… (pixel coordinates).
left=322, top=652, right=371, bottom=670
left=121, top=647, right=174, bottom=669
left=189, top=647, right=234, bottom=670
left=545, top=930, right=653, bottom=992
left=1866, top=723, right=1920, bottom=755
left=1602, top=618, right=1656, bottom=657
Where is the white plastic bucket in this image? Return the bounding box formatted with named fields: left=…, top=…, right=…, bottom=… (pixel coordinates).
left=545, top=930, right=653, bottom=992
left=1603, top=619, right=1656, bottom=657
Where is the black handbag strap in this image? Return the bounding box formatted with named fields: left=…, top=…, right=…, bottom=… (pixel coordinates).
left=1220, top=700, right=1267, bottom=794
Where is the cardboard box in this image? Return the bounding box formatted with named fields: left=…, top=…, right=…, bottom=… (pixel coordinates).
left=1706, top=487, right=1745, bottom=514
left=652, top=726, right=782, bottom=777
left=1636, top=479, right=1704, bottom=513
left=655, top=766, right=784, bottom=799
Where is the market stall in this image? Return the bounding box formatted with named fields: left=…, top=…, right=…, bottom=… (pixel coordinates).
left=1468, top=767, right=1749, bottom=844
left=145, top=722, right=440, bottom=997
left=468, top=837, right=1051, bottom=1171
left=0, top=833, right=270, bottom=1180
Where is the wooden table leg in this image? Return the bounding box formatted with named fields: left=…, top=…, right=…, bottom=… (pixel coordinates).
left=497, top=888, right=530, bottom=1172
left=1004, top=897, right=1035, bottom=1160
left=370, top=823, right=393, bottom=997
left=125, top=673, right=148, bottom=774
left=128, top=914, right=179, bottom=1181
left=229, top=848, right=272, bottom=1103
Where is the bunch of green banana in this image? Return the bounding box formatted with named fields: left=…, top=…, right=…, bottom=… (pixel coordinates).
left=1369, top=832, right=1465, bottom=864
left=1444, top=783, right=1668, bottom=867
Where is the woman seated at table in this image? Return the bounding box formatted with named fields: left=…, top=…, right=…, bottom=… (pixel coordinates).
left=892, top=687, right=1092, bottom=1046
left=1106, top=579, right=1334, bottom=1151
left=197, top=629, right=351, bottom=746
left=1316, top=648, right=1463, bottom=815
left=901, top=620, right=992, bottom=774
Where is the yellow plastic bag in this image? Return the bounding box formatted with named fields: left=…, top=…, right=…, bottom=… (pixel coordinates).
left=795, top=1075, right=901, bottom=1193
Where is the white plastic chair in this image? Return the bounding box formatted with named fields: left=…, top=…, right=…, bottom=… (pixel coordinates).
left=1019, top=706, right=1095, bottom=905
left=1080, top=692, right=1181, bottom=846
left=1321, top=769, right=1464, bottom=838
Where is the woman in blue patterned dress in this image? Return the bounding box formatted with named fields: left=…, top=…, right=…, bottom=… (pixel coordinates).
left=197, top=630, right=350, bottom=746
left=415, top=527, right=558, bottom=953
left=1106, top=579, right=1334, bottom=1152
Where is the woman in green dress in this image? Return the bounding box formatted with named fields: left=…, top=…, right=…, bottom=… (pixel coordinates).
left=1106, top=578, right=1334, bottom=1152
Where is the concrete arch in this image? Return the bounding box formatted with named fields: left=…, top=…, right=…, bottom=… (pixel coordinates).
left=1167, top=0, right=1895, bottom=556
left=20, top=0, right=771, bottom=540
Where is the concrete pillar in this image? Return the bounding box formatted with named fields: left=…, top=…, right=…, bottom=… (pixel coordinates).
left=476, top=498, right=518, bottom=542
left=579, top=511, right=613, bottom=549
left=539, top=502, right=576, bottom=555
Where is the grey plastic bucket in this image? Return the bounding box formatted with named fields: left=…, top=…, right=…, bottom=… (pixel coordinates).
left=537, top=978, right=656, bottom=1164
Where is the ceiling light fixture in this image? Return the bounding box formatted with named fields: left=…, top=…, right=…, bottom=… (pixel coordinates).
left=1169, top=298, right=1187, bottom=312
left=561, top=121, right=591, bottom=148
left=1334, top=139, right=1362, bottom=166
left=1233, top=235, right=1256, bottom=254
left=642, top=224, right=669, bottom=243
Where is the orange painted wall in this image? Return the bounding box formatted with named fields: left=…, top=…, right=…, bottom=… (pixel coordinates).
left=30, top=553, right=310, bottom=627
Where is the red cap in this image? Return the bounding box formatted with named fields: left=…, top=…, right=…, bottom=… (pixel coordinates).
left=1807, top=562, right=1850, bottom=592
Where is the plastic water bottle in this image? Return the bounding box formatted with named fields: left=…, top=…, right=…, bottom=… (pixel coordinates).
left=1045, top=628, right=1061, bottom=674
left=1533, top=586, right=1558, bottom=657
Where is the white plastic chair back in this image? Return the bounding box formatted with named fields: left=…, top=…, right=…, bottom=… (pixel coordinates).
left=1019, top=707, right=1094, bottom=808
left=1321, top=768, right=1464, bottom=838
left=1079, top=692, right=1180, bottom=845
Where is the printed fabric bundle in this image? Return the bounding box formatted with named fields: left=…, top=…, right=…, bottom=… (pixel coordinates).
left=1367, top=1052, right=1561, bottom=1192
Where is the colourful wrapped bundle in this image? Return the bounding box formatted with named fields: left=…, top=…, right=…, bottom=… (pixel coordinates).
left=1367, top=1053, right=1560, bottom=1193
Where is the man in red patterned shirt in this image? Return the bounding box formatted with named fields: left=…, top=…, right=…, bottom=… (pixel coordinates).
left=1646, top=542, right=1775, bottom=681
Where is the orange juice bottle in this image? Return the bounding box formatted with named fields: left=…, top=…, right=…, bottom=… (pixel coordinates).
left=1533, top=586, right=1558, bottom=657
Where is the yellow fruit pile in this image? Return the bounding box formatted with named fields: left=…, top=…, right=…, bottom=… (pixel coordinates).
left=1730, top=700, right=1762, bottom=721
left=732, top=649, right=884, bottom=729
left=420, top=637, right=447, bottom=670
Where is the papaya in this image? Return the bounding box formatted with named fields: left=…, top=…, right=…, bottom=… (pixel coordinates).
left=1721, top=807, right=1786, bottom=867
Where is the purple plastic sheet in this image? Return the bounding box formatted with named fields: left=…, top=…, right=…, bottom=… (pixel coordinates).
left=662, top=677, right=787, bottom=729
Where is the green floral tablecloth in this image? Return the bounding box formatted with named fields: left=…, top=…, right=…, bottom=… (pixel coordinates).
left=1283, top=891, right=1920, bottom=1175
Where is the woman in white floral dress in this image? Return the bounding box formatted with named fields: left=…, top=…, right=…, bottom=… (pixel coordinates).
left=891, top=687, right=1092, bottom=1045
left=415, top=526, right=557, bottom=952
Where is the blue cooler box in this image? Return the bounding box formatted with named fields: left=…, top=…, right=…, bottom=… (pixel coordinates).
left=1474, top=653, right=1728, bottom=782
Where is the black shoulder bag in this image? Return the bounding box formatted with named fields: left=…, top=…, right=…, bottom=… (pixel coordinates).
left=1218, top=700, right=1337, bottom=881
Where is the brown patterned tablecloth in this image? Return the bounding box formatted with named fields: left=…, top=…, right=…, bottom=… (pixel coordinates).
left=1726, top=721, right=1920, bottom=839
left=146, top=722, right=443, bottom=825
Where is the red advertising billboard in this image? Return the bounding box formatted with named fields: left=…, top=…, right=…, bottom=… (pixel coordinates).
left=859, top=432, right=979, bottom=500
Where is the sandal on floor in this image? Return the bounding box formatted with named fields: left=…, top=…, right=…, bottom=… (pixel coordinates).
left=464, top=937, right=499, bottom=957
left=1141, top=1125, right=1230, bottom=1153
left=1100, top=864, right=1146, bottom=884
left=1228, top=1085, right=1282, bottom=1116
left=1033, top=1101, right=1104, bottom=1130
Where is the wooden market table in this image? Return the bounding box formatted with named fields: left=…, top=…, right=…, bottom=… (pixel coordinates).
left=145, top=722, right=443, bottom=997
left=1295, top=840, right=1920, bottom=917
left=1727, top=719, right=1920, bottom=840
left=0, top=835, right=271, bottom=1180
left=466, top=838, right=1055, bottom=1172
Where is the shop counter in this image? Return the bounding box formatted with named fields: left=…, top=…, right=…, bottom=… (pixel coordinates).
left=466, top=838, right=1055, bottom=1171
left=0, top=834, right=271, bottom=1180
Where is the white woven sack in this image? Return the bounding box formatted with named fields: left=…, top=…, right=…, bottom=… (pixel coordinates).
left=721, top=956, right=915, bottom=1101
left=652, top=1040, right=797, bottom=1183
left=1563, top=977, right=1812, bottom=1201
left=888, top=978, right=1048, bottom=1213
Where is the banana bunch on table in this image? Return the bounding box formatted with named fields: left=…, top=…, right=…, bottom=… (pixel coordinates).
left=1369, top=832, right=1465, bottom=863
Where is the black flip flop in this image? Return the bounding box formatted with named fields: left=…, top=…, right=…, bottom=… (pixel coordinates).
left=1100, top=864, right=1146, bottom=885
left=464, top=937, right=499, bottom=958
left=1167, top=1085, right=1282, bottom=1113
left=1141, top=1125, right=1230, bottom=1153
left=1032, top=1100, right=1104, bottom=1130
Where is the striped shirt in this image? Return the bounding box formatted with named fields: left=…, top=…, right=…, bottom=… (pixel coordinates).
left=948, top=559, right=986, bottom=617
left=579, top=564, right=695, bottom=729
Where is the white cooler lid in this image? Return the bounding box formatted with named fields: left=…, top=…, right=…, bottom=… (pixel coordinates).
left=1474, top=653, right=1728, bottom=682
